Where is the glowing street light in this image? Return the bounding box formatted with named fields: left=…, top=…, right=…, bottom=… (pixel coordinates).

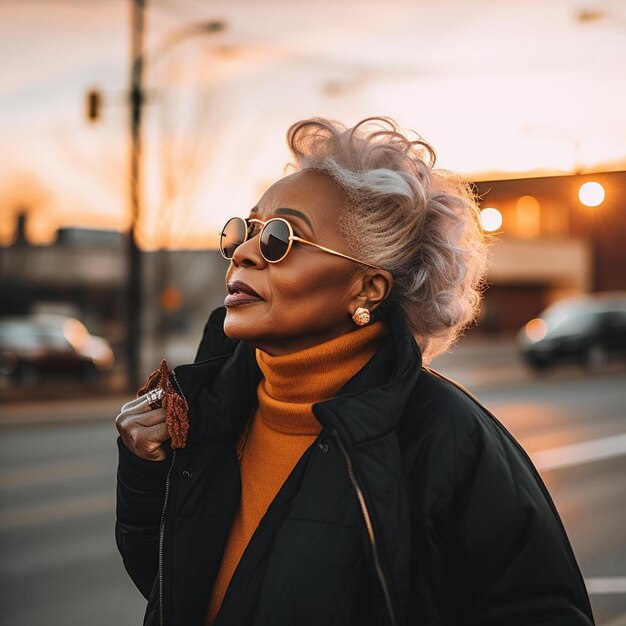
left=578, top=181, right=605, bottom=207
left=480, top=207, right=503, bottom=232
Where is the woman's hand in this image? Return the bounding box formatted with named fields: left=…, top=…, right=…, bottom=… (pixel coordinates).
left=115, top=394, right=171, bottom=461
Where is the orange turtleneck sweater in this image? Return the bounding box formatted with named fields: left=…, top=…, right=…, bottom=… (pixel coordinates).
left=204, top=320, right=389, bottom=625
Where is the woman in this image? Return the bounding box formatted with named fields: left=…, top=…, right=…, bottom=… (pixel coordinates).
left=115, top=117, right=595, bottom=626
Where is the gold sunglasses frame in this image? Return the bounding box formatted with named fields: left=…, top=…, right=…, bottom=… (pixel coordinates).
left=219, top=216, right=384, bottom=271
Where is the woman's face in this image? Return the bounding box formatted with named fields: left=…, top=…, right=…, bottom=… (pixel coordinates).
left=223, top=170, right=371, bottom=355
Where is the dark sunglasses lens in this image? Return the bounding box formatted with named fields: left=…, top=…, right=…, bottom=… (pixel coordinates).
left=260, top=220, right=290, bottom=261
left=220, top=218, right=247, bottom=259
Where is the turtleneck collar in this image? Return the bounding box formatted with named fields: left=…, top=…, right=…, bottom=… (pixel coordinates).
left=254, top=321, right=389, bottom=434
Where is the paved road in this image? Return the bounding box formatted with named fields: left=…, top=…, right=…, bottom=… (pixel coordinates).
left=476, top=373, right=626, bottom=625
left=0, top=365, right=624, bottom=625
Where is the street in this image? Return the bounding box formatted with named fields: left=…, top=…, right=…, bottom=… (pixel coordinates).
left=0, top=362, right=625, bottom=625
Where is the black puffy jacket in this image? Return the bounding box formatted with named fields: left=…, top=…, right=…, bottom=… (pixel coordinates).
left=115, top=305, right=595, bottom=626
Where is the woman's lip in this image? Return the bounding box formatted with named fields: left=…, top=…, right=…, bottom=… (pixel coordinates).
left=224, top=293, right=264, bottom=307
left=227, top=280, right=262, bottom=298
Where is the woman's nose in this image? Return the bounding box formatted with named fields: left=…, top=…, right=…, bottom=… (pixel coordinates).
left=231, top=232, right=267, bottom=269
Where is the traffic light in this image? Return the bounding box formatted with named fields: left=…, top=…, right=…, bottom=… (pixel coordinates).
left=86, top=89, right=102, bottom=122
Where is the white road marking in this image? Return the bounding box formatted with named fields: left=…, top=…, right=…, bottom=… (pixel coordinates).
left=530, top=433, right=626, bottom=471
left=600, top=611, right=626, bottom=626
left=585, top=577, right=626, bottom=595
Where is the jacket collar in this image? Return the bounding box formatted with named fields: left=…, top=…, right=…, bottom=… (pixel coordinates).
left=173, top=303, right=423, bottom=447
left=312, top=302, right=422, bottom=444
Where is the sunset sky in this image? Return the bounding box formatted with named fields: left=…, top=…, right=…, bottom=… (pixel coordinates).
left=1, top=0, right=625, bottom=249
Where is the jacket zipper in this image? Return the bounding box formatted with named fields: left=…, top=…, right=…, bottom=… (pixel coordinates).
left=158, top=450, right=176, bottom=626
left=332, top=432, right=398, bottom=626
left=157, top=369, right=186, bottom=626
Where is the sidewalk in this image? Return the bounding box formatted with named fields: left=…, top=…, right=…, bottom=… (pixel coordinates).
left=0, top=335, right=522, bottom=427
left=144, top=333, right=539, bottom=392
left=0, top=393, right=131, bottom=427
left=2, top=335, right=617, bottom=427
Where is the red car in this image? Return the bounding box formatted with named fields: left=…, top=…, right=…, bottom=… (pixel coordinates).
left=0, top=315, right=114, bottom=387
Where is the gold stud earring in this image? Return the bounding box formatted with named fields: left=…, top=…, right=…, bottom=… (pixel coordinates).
left=352, top=307, right=370, bottom=326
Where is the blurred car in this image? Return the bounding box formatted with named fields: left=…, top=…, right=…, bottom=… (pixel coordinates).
left=0, top=314, right=114, bottom=387
left=517, top=292, right=626, bottom=372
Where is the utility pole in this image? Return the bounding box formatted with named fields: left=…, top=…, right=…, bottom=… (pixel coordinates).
left=123, top=3, right=224, bottom=392
left=127, top=0, right=146, bottom=392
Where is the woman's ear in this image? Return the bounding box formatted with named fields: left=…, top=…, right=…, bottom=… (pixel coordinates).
left=350, top=270, right=394, bottom=313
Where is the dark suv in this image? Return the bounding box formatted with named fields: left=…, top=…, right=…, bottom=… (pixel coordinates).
left=517, top=292, right=626, bottom=371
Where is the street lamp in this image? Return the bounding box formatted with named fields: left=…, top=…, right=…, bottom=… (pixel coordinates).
left=576, top=180, right=606, bottom=292
left=578, top=181, right=605, bottom=207
left=127, top=0, right=225, bottom=391
left=480, top=207, right=503, bottom=232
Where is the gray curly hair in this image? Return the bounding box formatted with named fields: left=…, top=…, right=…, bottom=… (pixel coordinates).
left=286, top=116, right=489, bottom=364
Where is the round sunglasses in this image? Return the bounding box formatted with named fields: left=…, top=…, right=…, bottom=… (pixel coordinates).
left=219, top=216, right=384, bottom=270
